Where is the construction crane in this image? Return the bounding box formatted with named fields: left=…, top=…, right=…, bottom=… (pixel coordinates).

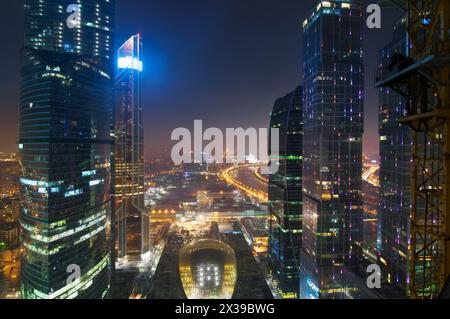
left=376, top=0, right=450, bottom=298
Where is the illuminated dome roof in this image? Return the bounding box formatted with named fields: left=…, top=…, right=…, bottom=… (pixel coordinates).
left=179, top=239, right=237, bottom=299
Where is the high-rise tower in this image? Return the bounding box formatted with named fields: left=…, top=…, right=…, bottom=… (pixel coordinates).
left=268, top=86, right=303, bottom=299
left=114, top=34, right=149, bottom=267
left=300, top=0, right=364, bottom=299
left=378, top=21, right=410, bottom=297
left=19, top=0, right=115, bottom=299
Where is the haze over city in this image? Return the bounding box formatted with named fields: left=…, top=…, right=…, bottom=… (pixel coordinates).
left=0, top=0, right=400, bottom=158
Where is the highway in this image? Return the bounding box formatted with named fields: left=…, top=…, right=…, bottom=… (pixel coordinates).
left=220, top=164, right=268, bottom=202
left=222, top=162, right=378, bottom=201
left=362, top=163, right=380, bottom=187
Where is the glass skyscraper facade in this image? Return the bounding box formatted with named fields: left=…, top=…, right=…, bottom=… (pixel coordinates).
left=19, top=0, right=115, bottom=299
left=114, top=34, right=149, bottom=266
left=378, top=21, right=410, bottom=297
left=268, top=86, right=303, bottom=299
left=300, top=0, right=364, bottom=299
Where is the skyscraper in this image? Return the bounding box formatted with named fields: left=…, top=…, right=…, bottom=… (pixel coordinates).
left=378, top=21, right=410, bottom=297
left=114, top=34, right=149, bottom=266
left=300, top=0, right=364, bottom=299
left=268, top=86, right=303, bottom=299
left=19, top=0, right=115, bottom=299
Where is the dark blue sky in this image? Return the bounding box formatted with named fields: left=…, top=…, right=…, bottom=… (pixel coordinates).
left=0, top=0, right=400, bottom=158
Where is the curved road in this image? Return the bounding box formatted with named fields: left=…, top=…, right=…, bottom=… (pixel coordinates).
left=362, top=163, right=380, bottom=187
left=221, top=164, right=268, bottom=202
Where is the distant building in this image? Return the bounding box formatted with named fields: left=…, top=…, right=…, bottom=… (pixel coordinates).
left=19, top=0, right=115, bottom=299
left=197, top=190, right=235, bottom=207
left=0, top=223, right=19, bottom=247
left=0, top=198, right=20, bottom=222
left=300, top=0, right=364, bottom=299
left=114, top=34, right=149, bottom=266
left=0, top=155, right=20, bottom=199
left=184, top=163, right=208, bottom=175
left=268, top=86, right=303, bottom=298
left=378, top=21, right=410, bottom=297
left=0, top=222, right=21, bottom=263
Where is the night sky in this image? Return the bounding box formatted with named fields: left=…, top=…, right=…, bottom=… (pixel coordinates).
left=0, top=0, right=401, bottom=158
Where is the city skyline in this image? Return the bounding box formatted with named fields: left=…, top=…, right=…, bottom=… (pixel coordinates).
left=0, top=0, right=400, bottom=159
